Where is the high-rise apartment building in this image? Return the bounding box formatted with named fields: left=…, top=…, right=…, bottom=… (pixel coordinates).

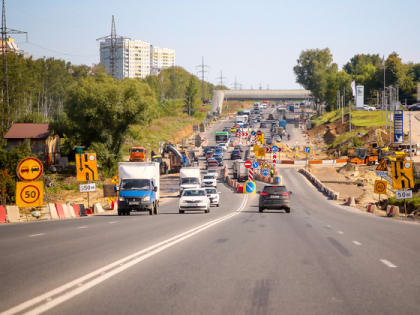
left=99, top=38, right=175, bottom=79
left=99, top=38, right=151, bottom=79
left=150, top=46, right=176, bottom=75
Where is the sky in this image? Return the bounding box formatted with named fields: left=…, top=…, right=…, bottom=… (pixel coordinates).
left=8, top=0, right=420, bottom=89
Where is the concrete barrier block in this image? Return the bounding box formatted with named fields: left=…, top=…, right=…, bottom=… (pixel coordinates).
left=367, top=204, right=377, bottom=214
left=5, top=205, right=20, bottom=223
left=345, top=197, right=356, bottom=206
left=0, top=205, right=7, bottom=223
left=386, top=205, right=400, bottom=217
left=62, top=203, right=72, bottom=218
left=55, top=203, right=65, bottom=219
left=48, top=203, right=59, bottom=220
left=94, top=202, right=104, bottom=213
left=66, top=203, right=76, bottom=218
left=72, top=204, right=80, bottom=217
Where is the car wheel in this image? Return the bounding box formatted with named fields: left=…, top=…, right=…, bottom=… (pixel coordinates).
left=285, top=208, right=291, bottom=213
left=154, top=204, right=159, bottom=215
left=179, top=209, right=184, bottom=214
left=205, top=208, right=210, bottom=213
left=259, top=206, right=263, bottom=213
left=126, top=211, right=131, bottom=216
left=118, top=210, right=122, bottom=216
left=149, top=209, right=153, bottom=215
left=217, top=203, right=219, bottom=207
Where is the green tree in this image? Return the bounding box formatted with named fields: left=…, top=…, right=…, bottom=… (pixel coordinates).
left=184, top=77, right=200, bottom=116
left=293, top=48, right=336, bottom=104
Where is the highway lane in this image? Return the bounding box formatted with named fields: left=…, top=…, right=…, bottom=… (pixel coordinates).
left=31, top=169, right=420, bottom=315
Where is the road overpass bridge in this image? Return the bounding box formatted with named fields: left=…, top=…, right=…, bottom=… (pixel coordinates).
left=210, top=89, right=312, bottom=115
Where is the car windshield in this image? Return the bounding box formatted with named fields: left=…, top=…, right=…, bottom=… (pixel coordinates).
left=203, top=175, right=214, bottom=179
left=120, top=179, right=151, bottom=190
left=181, top=178, right=199, bottom=184
left=183, top=190, right=206, bottom=196
left=263, top=186, right=287, bottom=194
left=205, top=189, right=217, bottom=194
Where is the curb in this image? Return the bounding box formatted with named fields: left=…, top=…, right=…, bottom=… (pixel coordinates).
left=298, top=169, right=340, bottom=200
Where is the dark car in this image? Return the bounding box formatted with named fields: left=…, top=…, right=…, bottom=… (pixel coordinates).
left=207, top=158, right=219, bottom=169
left=258, top=185, right=291, bottom=213
left=206, top=151, right=214, bottom=159
left=260, top=122, right=267, bottom=128
left=214, top=147, right=224, bottom=154
left=231, top=150, right=242, bottom=160
left=408, top=104, right=420, bottom=111
left=213, top=154, right=223, bottom=166
left=234, top=145, right=243, bottom=152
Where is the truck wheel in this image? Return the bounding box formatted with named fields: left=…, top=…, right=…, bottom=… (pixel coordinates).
left=118, top=210, right=122, bottom=216
left=149, top=209, right=153, bottom=215
left=154, top=204, right=159, bottom=215
left=126, top=211, right=131, bottom=216
left=179, top=210, right=184, bottom=214
left=259, top=207, right=263, bottom=213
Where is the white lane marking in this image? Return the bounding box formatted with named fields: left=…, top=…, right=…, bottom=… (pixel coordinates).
left=77, top=226, right=88, bottom=229
left=337, top=231, right=344, bottom=235
left=28, top=233, right=45, bottom=238
left=380, top=259, right=397, bottom=268
left=108, top=221, right=118, bottom=224
left=1, top=195, right=249, bottom=315
left=352, top=240, right=362, bottom=246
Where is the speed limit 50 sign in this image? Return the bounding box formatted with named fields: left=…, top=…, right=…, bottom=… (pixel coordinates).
left=16, top=181, right=44, bottom=207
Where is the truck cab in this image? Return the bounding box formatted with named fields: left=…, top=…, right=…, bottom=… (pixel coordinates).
left=129, top=147, right=147, bottom=162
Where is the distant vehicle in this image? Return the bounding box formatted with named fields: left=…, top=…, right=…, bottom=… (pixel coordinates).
left=202, top=174, right=217, bottom=187
left=129, top=146, right=147, bottom=162
left=260, top=122, right=267, bottom=128
left=215, top=131, right=229, bottom=143
left=214, top=146, right=224, bottom=154
left=268, top=114, right=274, bottom=120
left=234, top=145, right=243, bottom=152
left=408, top=103, right=420, bottom=111
left=117, top=162, right=160, bottom=216
left=232, top=160, right=248, bottom=182
left=217, top=143, right=228, bottom=151
left=362, top=105, right=376, bottom=111
left=266, top=138, right=273, bottom=145
left=179, top=167, right=201, bottom=195
left=206, top=151, right=214, bottom=159
left=179, top=189, right=210, bottom=214
left=231, top=150, right=242, bottom=160
left=207, top=169, right=218, bottom=177
left=207, top=159, right=219, bottom=169
left=235, top=115, right=248, bottom=125
left=258, top=185, right=292, bottom=213
left=279, top=120, right=287, bottom=128
left=205, top=188, right=220, bottom=207
left=213, top=154, right=224, bottom=166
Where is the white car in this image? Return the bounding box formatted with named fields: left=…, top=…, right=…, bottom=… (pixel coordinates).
left=179, top=189, right=210, bottom=214
left=205, top=188, right=220, bottom=207
left=202, top=174, right=217, bottom=187
left=217, top=142, right=228, bottom=151
left=362, top=105, right=376, bottom=111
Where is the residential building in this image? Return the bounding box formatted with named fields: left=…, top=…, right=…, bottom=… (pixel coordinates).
left=100, top=38, right=151, bottom=79
left=150, top=46, right=176, bottom=75
left=99, top=38, right=175, bottom=79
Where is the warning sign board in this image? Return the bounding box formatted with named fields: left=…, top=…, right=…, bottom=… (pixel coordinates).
left=376, top=159, right=388, bottom=171
left=76, top=153, right=98, bottom=182
left=374, top=180, right=387, bottom=194
left=16, top=157, right=43, bottom=181
left=391, top=160, right=414, bottom=189
left=16, top=181, right=43, bottom=207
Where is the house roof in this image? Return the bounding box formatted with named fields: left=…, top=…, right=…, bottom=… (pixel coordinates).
left=3, top=123, right=50, bottom=139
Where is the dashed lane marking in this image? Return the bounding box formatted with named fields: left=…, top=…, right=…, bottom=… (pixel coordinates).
left=28, top=233, right=45, bottom=237
left=1, top=195, right=249, bottom=315
left=77, top=226, right=88, bottom=229
left=352, top=241, right=362, bottom=246
left=380, top=259, right=397, bottom=268
left=337, top=231, right=344, bottom=235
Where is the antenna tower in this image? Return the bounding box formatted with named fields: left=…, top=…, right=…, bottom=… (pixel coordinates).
left=1, top=0, right=27, bottom=133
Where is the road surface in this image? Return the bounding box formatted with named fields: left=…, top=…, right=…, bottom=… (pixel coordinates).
left=1, top=106, right=420, bottom=315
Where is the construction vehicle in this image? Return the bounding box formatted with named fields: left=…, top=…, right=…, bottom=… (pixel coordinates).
left=349, top=148, right=378, bottom=165
left=129, top=146, right=147, bottom=162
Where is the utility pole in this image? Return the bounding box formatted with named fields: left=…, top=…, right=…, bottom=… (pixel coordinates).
left=97, top=16, right=128, bottom=79
left=216, top=70, right=226, bottom=87
left=408, top=99, right=412, bottom=160
left=383, top=55, right=387, bottom=130
left=1, top=0, right=27, bottom=133
left=231, top=76, right=241, bottom=90
left=196, top=57, right=209, bottom=103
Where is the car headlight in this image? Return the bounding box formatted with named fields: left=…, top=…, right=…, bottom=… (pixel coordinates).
left=119, top=197, right=125, bottom=202
left=143, top=195, right=150, bottom=202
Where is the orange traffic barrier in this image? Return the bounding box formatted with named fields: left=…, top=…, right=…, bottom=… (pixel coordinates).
left=308, top=160, right=322, bottom=164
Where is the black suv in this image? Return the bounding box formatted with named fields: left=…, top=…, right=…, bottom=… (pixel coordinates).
left=258, top=185, right=291, bottom=213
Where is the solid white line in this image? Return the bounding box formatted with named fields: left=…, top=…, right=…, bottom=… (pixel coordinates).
left=77, top=226, right=88, bottom=229
left=28, top=233, right=45, bottom=237
left=352, top=240, right=362, bottom=246
left=380, top=259, right=397, bottom=268
left=1, top=195, right=249, bottom=315
left=337, top=231, right=344, bottom=235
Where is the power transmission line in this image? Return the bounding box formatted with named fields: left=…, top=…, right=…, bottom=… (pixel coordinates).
left=1, top=0, right=27, bottom=133
left=216, top=70, right=226, bottom=87
left=231, top=76, right=241, bottom=90
left=96, top=16, right=129, bottom=79
left=196, top=56, right=209, bottom=103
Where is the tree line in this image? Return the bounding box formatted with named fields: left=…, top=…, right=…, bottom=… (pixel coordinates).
left=293, top=48, right=420, bottom=111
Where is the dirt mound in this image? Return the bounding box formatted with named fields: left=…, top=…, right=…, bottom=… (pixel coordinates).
left=338, top=163, right=359, bottom=177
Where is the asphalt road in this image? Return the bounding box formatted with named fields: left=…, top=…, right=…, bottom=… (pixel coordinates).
left=1, top=106, right=420, bottom=315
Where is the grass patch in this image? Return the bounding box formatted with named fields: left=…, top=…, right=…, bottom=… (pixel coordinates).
left=329, top=129, right=368, bottom=148
left=311, top=109, right=342, bottom=127
left=312, top=109, right=388, bottom=128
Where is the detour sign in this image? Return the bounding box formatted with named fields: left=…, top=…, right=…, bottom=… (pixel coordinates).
left=17, top=157, right=43, bottom=181
left=16, top=181, right=44, bottom=207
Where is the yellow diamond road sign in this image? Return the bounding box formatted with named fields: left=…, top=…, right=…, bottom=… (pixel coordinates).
left=376, top=159, right=388, bottom=171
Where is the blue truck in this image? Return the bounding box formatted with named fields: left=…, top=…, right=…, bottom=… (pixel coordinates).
left=117, top=162, right=160, bottom=216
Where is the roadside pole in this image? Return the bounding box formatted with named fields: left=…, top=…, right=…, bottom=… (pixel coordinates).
left=408, top=99, right=412, bottom=160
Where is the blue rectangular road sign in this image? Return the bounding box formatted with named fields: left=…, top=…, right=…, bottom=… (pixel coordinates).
left=304, top=146, right=311, bottom=154
left=394, top=110, right=403, bottom=143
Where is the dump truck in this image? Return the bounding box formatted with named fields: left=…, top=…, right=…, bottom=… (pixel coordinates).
left=117, top=162, right=160, bottom=216
left=129, top=146, right=147, bottom=162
